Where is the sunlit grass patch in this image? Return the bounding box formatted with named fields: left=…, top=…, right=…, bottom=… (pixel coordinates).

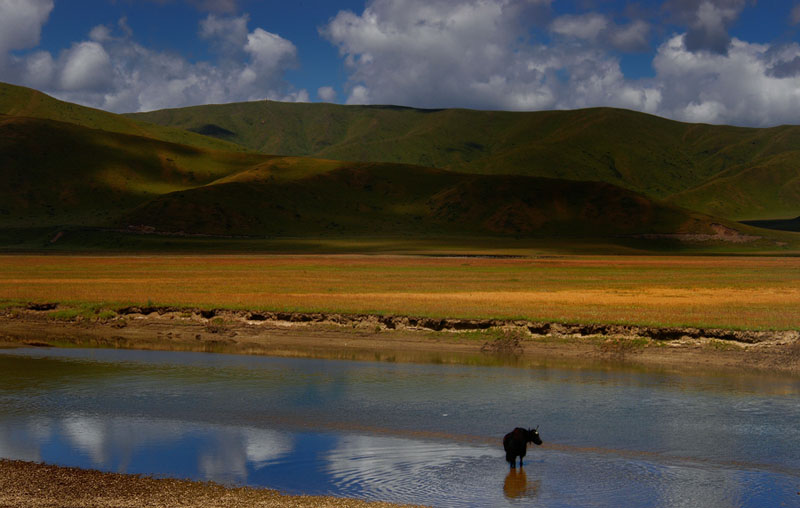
left=1, top=254, right=799, bottom=331
left=47, top=302, right=117, bottom=321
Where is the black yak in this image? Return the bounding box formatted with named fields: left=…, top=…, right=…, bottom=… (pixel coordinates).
left=503, top=426, right=542, bottom=468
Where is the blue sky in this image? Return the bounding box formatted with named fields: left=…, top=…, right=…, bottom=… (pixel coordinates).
left=2, top=0, right=800, bottom=126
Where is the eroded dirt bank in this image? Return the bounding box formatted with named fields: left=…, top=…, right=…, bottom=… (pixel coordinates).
left=1, top=304, right=799, bottom=374
left=0, top=459, right=414, bottom=508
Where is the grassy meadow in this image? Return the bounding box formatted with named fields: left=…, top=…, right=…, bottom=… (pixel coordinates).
left=1, top=255, right=799, bottom=330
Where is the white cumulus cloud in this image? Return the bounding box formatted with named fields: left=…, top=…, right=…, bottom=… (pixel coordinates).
left=550, top=13, right=650, bottom=52
left=0, top=0, right=53, bottom=70
left=199, top=13, right=249, bottom=55
left=244, top=28, right=297, bottom=75
left=317, top=86, right=337, bottom=102
left=321, top=0, right=800, bottom=126
left=608, top=20, right=651, bottom=52
left=652, top=34, right=800, bottom=126
left=323, top=0, right=658, bottom=113
left=3, top=0, right=800, bottom=127
left=0, top=12, right=306, bottom=113
left=22, top=50, right=55, bottom=88
left=346, top=84, right=371, bottom=105
left=324, top=0, right=562, bottom=110
left=59, top=41, right=112, bottom=91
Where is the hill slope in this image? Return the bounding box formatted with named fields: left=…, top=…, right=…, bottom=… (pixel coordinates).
left=129, top=101, right=800, bottom=221
left=0, top=113, right=765, bottom=251
left=0, top=86, right=793, bottom=253
left=0, top=82, right=247, bottom=153
left=0, top=114, right=270, bottom=228
left=117, top=156, right=762, bottom=245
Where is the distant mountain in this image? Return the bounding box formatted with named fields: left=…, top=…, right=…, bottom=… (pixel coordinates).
left=128, top=100, right=800, bottom=221
left=0, top=82, right=794, bottom=253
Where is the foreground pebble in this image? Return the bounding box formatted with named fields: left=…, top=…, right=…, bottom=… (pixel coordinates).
left=0, top=459, right=417, bottom=508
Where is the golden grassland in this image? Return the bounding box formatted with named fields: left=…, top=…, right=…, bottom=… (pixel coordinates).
left=1, top=255, right=799, bottom=330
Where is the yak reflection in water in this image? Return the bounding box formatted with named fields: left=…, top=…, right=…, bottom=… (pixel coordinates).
left=503, top=467, right=540, bottom=500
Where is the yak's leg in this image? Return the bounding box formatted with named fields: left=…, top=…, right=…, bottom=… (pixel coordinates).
left=506, top=453, right=516, bottom=468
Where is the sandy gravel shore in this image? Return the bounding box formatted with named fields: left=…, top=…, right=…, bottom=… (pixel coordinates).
left=0, top=459, right=416, bottom=508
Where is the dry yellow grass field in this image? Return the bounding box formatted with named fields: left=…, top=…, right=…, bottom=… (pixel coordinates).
left=1, top=255, right=798, bottom=330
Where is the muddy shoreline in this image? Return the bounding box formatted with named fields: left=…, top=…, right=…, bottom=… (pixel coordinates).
left=1, top=304, right=799, bottom=374
left=0, top=459, right=414, bottom=508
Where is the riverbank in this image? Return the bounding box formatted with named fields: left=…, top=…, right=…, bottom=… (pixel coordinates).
left=1, top=304, right=798, bottom=374
left=0, top=459, right=414, bottom=508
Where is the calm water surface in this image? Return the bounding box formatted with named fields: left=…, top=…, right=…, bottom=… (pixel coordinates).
left=0, top=347, right=798, bottom=507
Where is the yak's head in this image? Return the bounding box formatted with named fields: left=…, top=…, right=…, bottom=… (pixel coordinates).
left=527, top=426, right=542, bottom=446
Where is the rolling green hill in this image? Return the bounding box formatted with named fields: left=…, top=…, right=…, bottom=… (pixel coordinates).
left=0, top=83, right=796, bottom=253
left=0, top=82, right=248, bottom=153
left=0, top=114, right=270, bottom=228
left=2, top=112, right=780, bottom=253
left=128, top=100, right=800, bottom=221
left=117, top=156, right=765, bottom=244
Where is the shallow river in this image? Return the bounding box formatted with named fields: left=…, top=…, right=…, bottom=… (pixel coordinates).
left=0, top=347, right=798, bottom=507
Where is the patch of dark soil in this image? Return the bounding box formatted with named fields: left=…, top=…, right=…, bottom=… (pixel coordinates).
left=527, top=323, right=552, bottom=335
left=379, top=316, right=397, bottom=329
left=448, top=318, right=494, bottom=330
left=480, top=331, right=524, bottom=355
left=205, top=318, right=228, bottom=334
left=118, top=306, right=178, bottom=316
left=25, top=302, right=57, bottom=311
left=420, top=318, right=446, bottom=331
left=597, top=337, right=645, bottom=361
